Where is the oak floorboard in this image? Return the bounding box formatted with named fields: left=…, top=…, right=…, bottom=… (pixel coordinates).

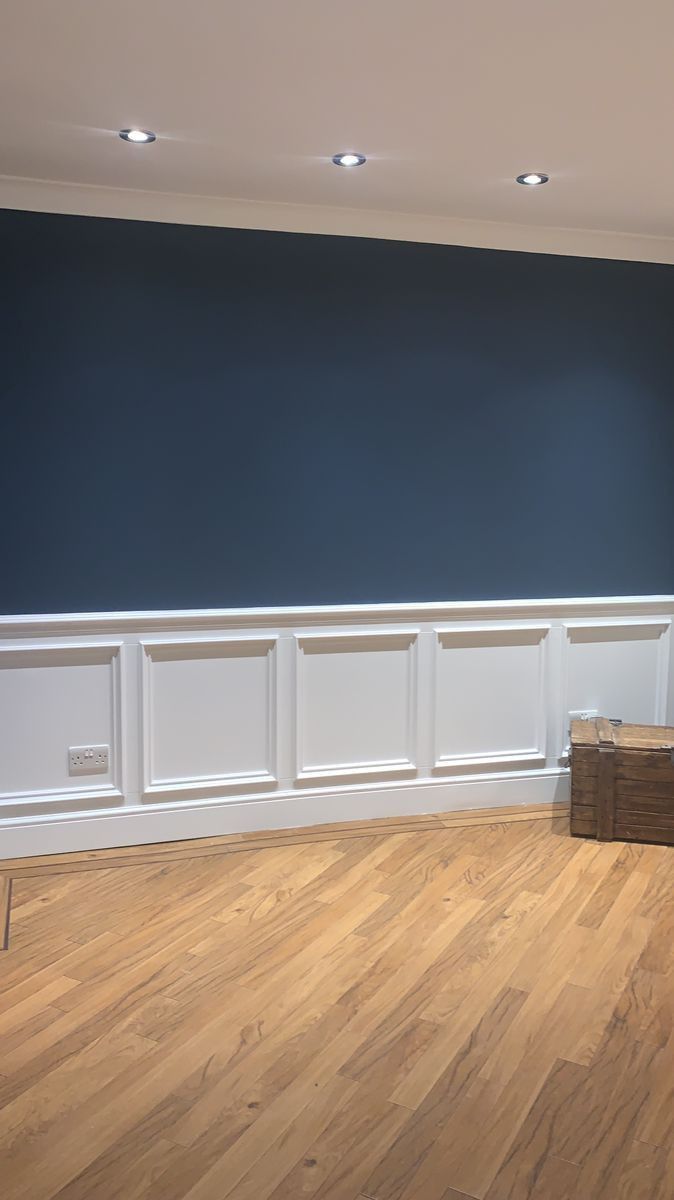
left=1, top=813, right=674, bottom=1200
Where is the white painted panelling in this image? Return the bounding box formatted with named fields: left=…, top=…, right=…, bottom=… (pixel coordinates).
left=562, top=619, right=671, bottom=750
left=434, top=625, right=549, bottom=770
left=0, top=642, right=123, bottom=805
left=294, top=630, right=418, bottom=782
left=0, top=597, right=672, bottom=856
left=140, top=637, right=277, bottom=799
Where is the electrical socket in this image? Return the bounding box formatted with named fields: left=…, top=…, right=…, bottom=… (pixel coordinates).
left=568, top=709, right=599, bottom=725
left=68, top=745, right=109, bottom=774
left=563, top=709, right=599, bottom=760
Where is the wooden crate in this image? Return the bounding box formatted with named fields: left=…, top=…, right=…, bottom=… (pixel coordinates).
left=570, top=716, right=674, bottom=843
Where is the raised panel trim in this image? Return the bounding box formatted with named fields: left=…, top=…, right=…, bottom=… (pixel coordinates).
left=432, top=623, right=551, bottom=773
left=294, top=628, right=419, bottom=784
left=562, top=617, right=672, bottom=638
left=560, top=618, right=672, bottom=759
left=0, top=640, right=125, bottom=806
left=140, top=635, right=279, bottom=801
left=296, top=629, right=420, bottom=650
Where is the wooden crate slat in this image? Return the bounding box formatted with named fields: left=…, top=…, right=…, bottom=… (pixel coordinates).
left=613, top=825, right=674, bottom=846
left=614, top=809, right=674, bottom=830
left=568, top=782, right=594, bottom=801
left=612, top=723, right=674, bottom=748
left=614, top=749, right=674, bottom=770
left=571, top=761, right=599, bottom=781
left=571, top=747, right=600, bottom=767
left=615, top=779, right=674, bottom=800
left=570, top=818, right=597, bottom=836
left=615, top=761, right=674, bottom=784
left=616, top=794, right=674, bottom=814
left=570, top=803, right=597, bottom=819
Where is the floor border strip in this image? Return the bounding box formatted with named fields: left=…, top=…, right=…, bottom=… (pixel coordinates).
left=0, top=802, right=570, bottom=948
left=1, top=877, right=12, bottom=951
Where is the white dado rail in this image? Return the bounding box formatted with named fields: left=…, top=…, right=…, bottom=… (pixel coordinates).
left=0, top=597, right=672, bottom=858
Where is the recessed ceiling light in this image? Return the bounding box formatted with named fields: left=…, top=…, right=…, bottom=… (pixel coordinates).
left=119, top=129, right=157, bottom=144
left=516, top=172, right=549, bottom=186
left=332, top=152, right=366, bottom=167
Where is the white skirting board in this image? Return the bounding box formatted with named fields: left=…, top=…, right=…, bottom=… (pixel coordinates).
left=0, top=596, right=672, bottom=858
left=0, top=770, right=569, bottom=859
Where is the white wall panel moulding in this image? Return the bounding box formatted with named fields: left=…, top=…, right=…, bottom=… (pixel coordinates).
left=139, top=636, right=279, bottom=801
left=294, top=629, right=419, bottom=784
left=433, top=624, right=550, bottom=773
left=0, top=595, right=672, bottom=857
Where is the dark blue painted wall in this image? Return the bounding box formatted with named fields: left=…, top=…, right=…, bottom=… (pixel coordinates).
left=1, top=207, right=673, bottom=614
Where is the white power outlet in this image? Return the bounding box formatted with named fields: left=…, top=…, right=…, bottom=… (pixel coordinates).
left=563, top=709, right=599, bottom=760
left=68, top=745, right=109, bottom=774
left=568, top=709, right=599, bottom=725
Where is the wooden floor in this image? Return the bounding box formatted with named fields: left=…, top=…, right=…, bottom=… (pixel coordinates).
left=1, top=807, right=674, bottom=1200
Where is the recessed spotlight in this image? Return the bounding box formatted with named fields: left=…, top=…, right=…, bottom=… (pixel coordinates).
left=516, top=172, right=549, bottom=186
left=119, top=129, right=157, bottom=144
left=332, top=152, right=366, bottom=167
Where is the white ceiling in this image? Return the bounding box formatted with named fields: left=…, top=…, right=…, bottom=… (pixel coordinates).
left=2, top=0, right=674, bottom=253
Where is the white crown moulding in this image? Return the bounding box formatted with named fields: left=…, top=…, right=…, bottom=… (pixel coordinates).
left=2, top=173, right=674, bottom=265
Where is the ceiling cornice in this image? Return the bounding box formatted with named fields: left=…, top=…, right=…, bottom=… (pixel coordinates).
left=2, top=173, right=674, bottom=265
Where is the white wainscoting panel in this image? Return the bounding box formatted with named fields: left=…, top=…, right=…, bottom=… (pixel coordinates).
left=294, top=630, right=418, bottom=783
left=433, top=624, right=550, bottom=771
left=0, top=597, right=672, bottom=856
left=0, top=641, right=124, bottom=813
left=562, top=619, right=671, bottom=750
left=140, top=636, right=278, bottom=800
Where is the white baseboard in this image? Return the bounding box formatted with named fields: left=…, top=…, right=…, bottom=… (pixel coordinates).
left=0, top=769, right=569, bottom=859
left=0, top=596, right=670, bottom=859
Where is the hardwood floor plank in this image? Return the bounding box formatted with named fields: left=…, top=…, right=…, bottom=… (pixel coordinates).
left=54, top=1135, right=185, bottom=1200
left=419, top=889, right=542, bottom=1026
left=362, top=987, right=528, bottom=1200
left=565, top=915, right=654, bottom=1065
left=567, top=1036, right=665, bottom=1198
left=575, top=842, right=642, bottom=928
left=427, top=983, right=594, bottom=1198
left=267, top=1085, right=410, bottom=1199
left=207, top=1072, right=359, bottom=1200
left=1, top=813, right=673, bottom=1200
left=0, top=1027, right=157, bottom=1157
left=479, top=926, right=594, bottom=1086
left=482, top=1058, right=587, bottom=1199
left=541, top=1014, right=663, bottom=1177
left=635, top=1028, right=674, bottom=1149
left=520, top=1155, right=580, bottom=1200
left=0, top=975, right=77, bottom=1038
left=167, top=1036, right=363, bottom=1200
left=614, top=1139, right=674, bottom=1200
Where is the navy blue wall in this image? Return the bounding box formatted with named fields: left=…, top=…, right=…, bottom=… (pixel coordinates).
left=1, top=207, right=674, bottom=614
